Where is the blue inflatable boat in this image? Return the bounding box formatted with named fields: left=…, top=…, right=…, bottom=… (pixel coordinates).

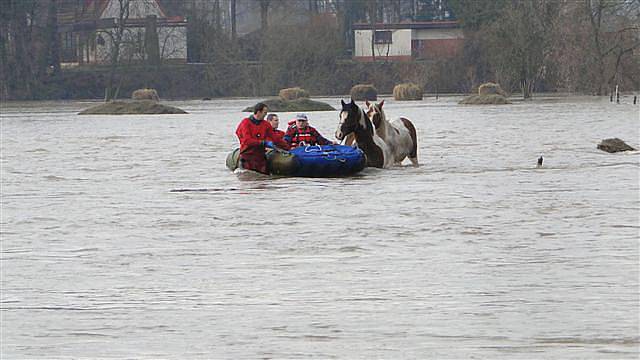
left=226, top=144, right=366, bottom=177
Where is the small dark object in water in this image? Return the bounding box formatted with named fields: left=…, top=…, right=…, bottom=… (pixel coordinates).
left=610, top=94, right=613, bottom=102
left=537, top=156, right=543, bottom=168
left=634, top=95, right=637, bottom=105
left=597, top=138, right=636, bottom=153
left=202, top=97, right=212, bottom=101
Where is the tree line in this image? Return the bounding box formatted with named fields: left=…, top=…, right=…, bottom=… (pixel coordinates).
left=1, top=0, right=638, bottom=100
left=449, top=0, right=639, bottom=97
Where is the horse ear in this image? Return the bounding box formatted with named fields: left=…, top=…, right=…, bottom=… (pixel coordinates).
left=365, top=100, right=370, bottom=107
left=341, top=99, right=346, bottom=107
left=349, top=98, right=354, bottom=104
left=379, top=100, right=384, bottom=108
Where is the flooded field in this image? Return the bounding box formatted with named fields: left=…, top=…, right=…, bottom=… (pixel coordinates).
left=1, top=95, right=638, bottom=358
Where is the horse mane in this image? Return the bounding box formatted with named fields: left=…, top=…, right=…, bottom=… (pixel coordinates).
left=358, top=105, right=375, bottom=137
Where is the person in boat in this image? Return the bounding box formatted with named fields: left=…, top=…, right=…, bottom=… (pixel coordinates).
left=235, top=103, right=288, bottom=174
left=284, top=113, right=335, bottom=149
left=266, top=113, right=288, bottom=149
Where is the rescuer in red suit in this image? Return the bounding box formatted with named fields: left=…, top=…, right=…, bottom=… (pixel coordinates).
left=235, top=103, right=288, bottom=174
left=284, top=113, right=335, bottom=149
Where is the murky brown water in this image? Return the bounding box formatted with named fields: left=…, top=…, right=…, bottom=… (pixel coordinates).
left=1, top=96, right=639, bottom=358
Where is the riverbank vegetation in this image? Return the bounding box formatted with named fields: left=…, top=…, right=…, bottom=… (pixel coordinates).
left=1, top=0, right=638, bottom=101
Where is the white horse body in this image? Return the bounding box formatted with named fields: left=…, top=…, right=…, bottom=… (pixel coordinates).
left=367, top=101, right=419, bottom=167
left=372, top=131, right=395, bottom=168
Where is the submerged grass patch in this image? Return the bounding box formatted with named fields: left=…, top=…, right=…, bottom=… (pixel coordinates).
left=79, top=100, right=188, bottom=115
left=459, top=94, right=511, bottom=105
left=242, top=98, right=335, bottom=112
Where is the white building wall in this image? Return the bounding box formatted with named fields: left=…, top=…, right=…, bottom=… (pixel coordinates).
left=95, top=25, right=187, bottom=63
left=101, top=0, right=164, bottom=19
left=158, top=26, right=187, bottom=60
left=354, top=29, right=412, bottom=57
left=93, top=0, right=187, bottom=64
left=412, top=28, right=463, bottom=40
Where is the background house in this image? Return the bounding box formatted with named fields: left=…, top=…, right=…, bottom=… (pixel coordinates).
left=58, top=0, right=187, bottom=66
left=353, top=20, right=463, bottom=62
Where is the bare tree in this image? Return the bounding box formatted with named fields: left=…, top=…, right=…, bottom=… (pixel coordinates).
left=368, top=0, right=377, bottom=62
left=483, top=0, right=560, bottom=99
left=45, top=0, right=60, bottom=75
left=585, top=0, right=640, bottom=94
left=159, top=26, right=187, bottom=60
left=260, top=0, right=271, bottom=31
left=104, top=0, right=131, bottom=101
left=0, top=0, right=43, bottom=99
left=231, top=0, right=237, bottom=40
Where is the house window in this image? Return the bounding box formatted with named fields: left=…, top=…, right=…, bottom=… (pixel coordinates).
left=63, top=32, right=75, bottom=50
left=61, top=32, right=77, bottom=62
left=374, top=30, right=392, bottom=44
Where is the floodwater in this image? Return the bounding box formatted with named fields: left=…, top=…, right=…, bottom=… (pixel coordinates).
left=1, top=95, right=638, bottom=359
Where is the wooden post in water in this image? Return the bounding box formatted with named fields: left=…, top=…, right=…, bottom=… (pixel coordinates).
left=634, top=95, right=637, bottom=105
left=615, top=85, right=620, bottom=104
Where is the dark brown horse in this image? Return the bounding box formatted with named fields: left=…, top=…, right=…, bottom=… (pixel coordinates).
left=335, top=99, right=392, bottom=168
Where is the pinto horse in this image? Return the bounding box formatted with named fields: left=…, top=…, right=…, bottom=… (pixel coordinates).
left=335, top=99, right=393, bottom=168
left=366, top=100, right=419, bottom=167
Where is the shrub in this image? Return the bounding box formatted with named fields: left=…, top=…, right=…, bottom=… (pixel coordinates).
left=478, top=82, right=507, bottom=96
left=132, top=88, right=160, bottom=101
left=350, top=84, right=378, bottom=101
left=279, top=87, right=309, bottom=100
left=393, top=83, right=423, bottom=100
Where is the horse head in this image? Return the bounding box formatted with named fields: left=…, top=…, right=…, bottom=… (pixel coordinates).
left=336, top=99, right=369, bottom=141
left=365, top=100, right=385, bottom=130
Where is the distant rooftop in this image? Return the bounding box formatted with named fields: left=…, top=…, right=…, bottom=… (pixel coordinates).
left=352, top=20, right=459, bottom=30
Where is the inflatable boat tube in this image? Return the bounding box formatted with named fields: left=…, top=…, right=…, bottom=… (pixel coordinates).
left=226, top=144, right=366, bottom=177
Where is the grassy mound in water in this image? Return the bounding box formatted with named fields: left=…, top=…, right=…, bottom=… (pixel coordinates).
left=459, top=94, right=511, bottom=105
left=79, top=100, right=188, bottom=115
left=242, top=98, right=335, bottom=112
